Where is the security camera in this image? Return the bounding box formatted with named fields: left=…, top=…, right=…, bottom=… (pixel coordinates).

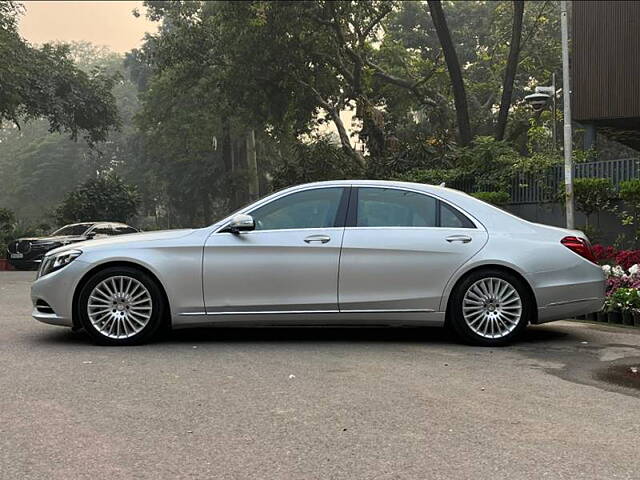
left=524, top=92, right=551, bottom=111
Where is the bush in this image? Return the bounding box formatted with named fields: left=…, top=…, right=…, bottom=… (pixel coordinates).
left=396, top=168, right=466, bottom=186
left=608, top=287, right=640, bottom=312
left=620, top=179, right=640, bottom=207
left=0, top=207, right=14, bottom=230
left=55, top=173, right=139, bottom=225
left=573, top=178, right=616, bottom=226
left=471, top=191, right=511, bottom=206
left=619, top=179, right=640, bottom=247
left=615, top=250, right=640, bottom=271
left=592, top=244, right=618, bottom=263
left=449, top=136, right=517, bottom=192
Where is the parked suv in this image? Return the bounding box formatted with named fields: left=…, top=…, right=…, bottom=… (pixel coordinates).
left=6, top=222, right=138, bottom=270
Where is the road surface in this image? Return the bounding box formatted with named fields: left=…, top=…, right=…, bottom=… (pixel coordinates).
left=1, top=271, right=639, bottom=479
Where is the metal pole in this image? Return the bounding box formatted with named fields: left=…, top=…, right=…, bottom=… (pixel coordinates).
left=561, top=0, right=574, bottom=229
left=552, top=72, right=557, bottom=150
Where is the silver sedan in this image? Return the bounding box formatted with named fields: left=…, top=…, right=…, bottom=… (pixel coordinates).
left=31, top=180, right=605, bottom=346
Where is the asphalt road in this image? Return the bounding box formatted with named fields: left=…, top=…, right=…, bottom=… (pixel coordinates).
left=2, top=271, right=640, bottom=480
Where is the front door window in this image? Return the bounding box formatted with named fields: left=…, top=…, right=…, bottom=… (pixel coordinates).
left=250, top=187, right=345, bottom=231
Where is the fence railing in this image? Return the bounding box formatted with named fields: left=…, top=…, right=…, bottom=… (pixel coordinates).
left=510, top=157, right=640, bottom=204
left=451, top=158, right=640, bottom=205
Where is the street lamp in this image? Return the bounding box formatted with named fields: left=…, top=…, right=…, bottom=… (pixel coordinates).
left=524, top=72, right=558, bottom=149
left=523, top=0, right=573, bottom=230
left=560, top=0, right=574, bottom=229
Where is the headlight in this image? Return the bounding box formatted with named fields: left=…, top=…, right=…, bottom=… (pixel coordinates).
left=38, top=249, right=82, bottom=278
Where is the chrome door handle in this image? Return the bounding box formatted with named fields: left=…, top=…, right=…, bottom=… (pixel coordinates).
left=304, top=234, right=331, bottom=244
left=446, top=235, right=472, bottom=243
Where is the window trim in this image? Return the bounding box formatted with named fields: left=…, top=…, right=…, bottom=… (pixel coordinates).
left=347, top=186, right=478, bottom=229
left=217, top=185, right=351, bottom=234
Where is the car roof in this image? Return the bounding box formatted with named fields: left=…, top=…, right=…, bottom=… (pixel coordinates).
left=281, top=179, right=458, bottom=197
left=65, top=222, right=131, bottom=227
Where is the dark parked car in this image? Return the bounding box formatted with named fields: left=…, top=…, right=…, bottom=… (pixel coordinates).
left=6, top=222, right=138, bottom=270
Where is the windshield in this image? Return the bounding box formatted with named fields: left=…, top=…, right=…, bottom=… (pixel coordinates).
left=51, top=224, right=92, bottom=236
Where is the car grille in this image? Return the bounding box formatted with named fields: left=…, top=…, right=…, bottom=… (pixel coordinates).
left=17, top=241, right=32, bottom=254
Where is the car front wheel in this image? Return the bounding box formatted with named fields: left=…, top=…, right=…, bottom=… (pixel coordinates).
left=77, top=266, right=165, bottom=346
left=449, top=269, right=531, bottom=346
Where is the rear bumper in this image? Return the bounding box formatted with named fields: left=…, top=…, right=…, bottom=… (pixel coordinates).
left=536, top=295, right=604, bottom=324
left=528, top=264, right=605, bottom=324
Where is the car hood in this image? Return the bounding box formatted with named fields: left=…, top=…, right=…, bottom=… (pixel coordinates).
left=46, top=229, right=196, bottom=256
left=16, top=235, right=86, bottom=244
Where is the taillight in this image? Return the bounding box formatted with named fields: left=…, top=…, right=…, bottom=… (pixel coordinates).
left=561, top=236, right=597, bottom=264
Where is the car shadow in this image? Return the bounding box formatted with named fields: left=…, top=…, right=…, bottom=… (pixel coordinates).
left=30, top=323, right=572, bottom=347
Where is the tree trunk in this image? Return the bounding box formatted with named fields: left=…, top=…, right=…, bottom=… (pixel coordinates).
left=222, top=119, right=233, bottom=174
left=202, top=190, right=211, bottom=225
left=245, top=129, right=259, bottom=201
left=427, top=0, right=472, bottom=146
left=495, top=0, right=525, bottom=141
left=327, top=106, right=366, bottom=169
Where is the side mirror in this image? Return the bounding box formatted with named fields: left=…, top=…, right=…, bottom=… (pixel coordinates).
left=227, top=214, right=255, bottom=234
left=85, top=232, right=96, bottom=239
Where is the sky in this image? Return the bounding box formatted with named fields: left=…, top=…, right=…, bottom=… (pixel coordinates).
left=18, top=1, right=157, bottom=53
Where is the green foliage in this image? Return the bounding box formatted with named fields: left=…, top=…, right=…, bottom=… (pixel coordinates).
left=0, top=207, right=50, bottom=258
left=608, top=288, right=640, bottom=312
left=54, top=174, right=139, bottom=225
left=0, top=7, right=119, bottom=144
left=619, top=180, right=640, bottom=248
left=396, top=168, right=465, bottom=186
left=573, top=178, right=616, bottom=221
left=0, top=207, right=14, bottom=229
left=271, top=137, right=365, bottom=190
left=449, top=137, right=517, bottom=191
left=471, top=191, right=511, bottom=206
left=620, top=180, right=640, bottom=209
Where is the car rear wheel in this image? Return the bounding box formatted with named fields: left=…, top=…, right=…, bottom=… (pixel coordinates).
left=77, top=266, right=165, bottom=346
left=449, top=269, right=531, bottom=346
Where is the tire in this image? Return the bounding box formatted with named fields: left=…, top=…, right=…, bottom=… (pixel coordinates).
left=77, top=266, right=166, bottom=346
left=449, top=269, right=532, bottom=347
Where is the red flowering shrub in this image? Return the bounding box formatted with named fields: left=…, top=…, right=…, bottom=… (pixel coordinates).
left=615, top=250, right=640, bottom=270
left=592, top=244, right=618, bottom=262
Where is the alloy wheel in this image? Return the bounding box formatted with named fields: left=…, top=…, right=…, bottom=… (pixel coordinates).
left=87, top=275, right=153, bottom=339
left=462, top=277, right=522, bottom=339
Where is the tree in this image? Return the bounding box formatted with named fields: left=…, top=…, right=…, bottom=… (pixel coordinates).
left=55, top=174, right=139, bottom=225
left=573, top=177, right=616, bottom=240
left=0, top=43, right=145, bottom=222
left=0, top=3, right=119, bottom=144
left=495, top=1, right=525, bottom=141
left=427, top=0, right=472, bottom=146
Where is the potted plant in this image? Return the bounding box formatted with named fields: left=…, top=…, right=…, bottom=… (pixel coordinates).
left=606, top=290, right=624, bottom=324
left=586, top=311, right=598, bottom=322
left=607, top=288, right=640, bottom=325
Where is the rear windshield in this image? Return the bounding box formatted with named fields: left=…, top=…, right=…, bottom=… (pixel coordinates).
left=52, top=224, right=92, bottom=236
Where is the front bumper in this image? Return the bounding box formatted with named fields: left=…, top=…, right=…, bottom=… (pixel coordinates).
left=30, top=259, right=91, bottom=328
left=31, top=308, right=73, bottom=327
left=8, top=258, right=42, bottom=270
